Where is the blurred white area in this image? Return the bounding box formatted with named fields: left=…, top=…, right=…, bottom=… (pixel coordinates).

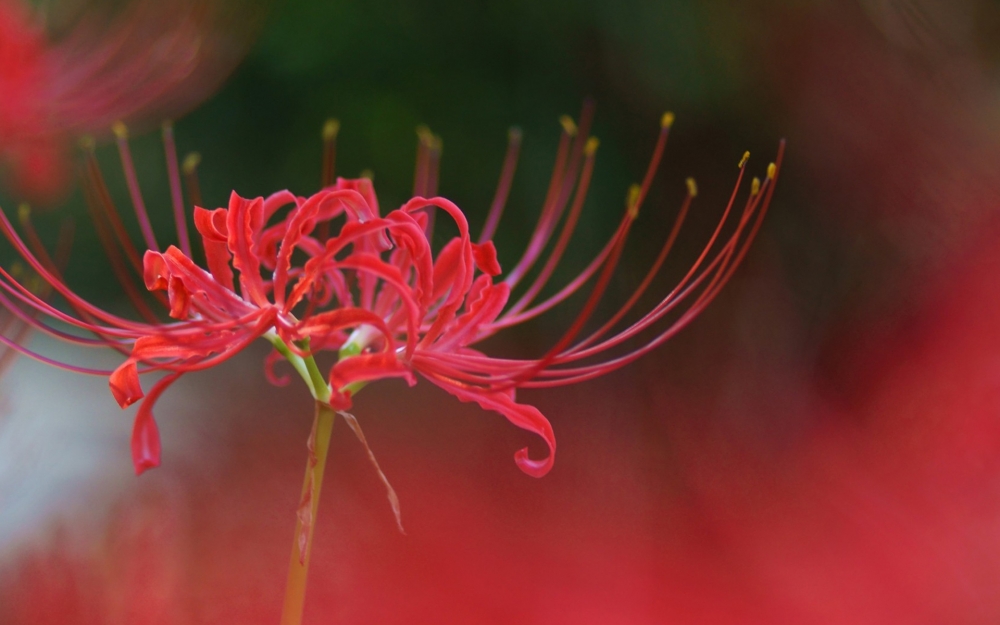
left=0, top=334, right=256, bottom=561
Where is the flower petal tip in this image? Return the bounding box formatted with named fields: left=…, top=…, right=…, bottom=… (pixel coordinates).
left=514, top=448, right=553, bottom=478
left=131, top=412, right=162, bottom=476
left=472, top=241, right=502, bottom=277
left=109, top=362, right=143, bottom=408
left=132, top=455, right=161, bottom=476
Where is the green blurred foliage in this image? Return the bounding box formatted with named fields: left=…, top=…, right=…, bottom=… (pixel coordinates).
left=7, top=0, right=787, bottom=314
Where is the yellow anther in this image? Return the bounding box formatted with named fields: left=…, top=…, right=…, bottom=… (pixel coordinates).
left=751, top=177, right=761, bottom=196
left=739, top=151, right=750, bottom=168
left=111, top=121, right=128, bottom=140
left=767, top=162, right=777, bottom=179
left=584, top=136, right=600, bottom=156
left=182, top=152, right=201, bottom=174
left=359, top=169, right=374, bottom=180
left=416, top=124, right=433, bottom=144
left=686, top=177, right=698, bottom=198
left=79, top=135, right=96, bottom=152
left=26, top=274, right=43, bottom=294
left=17, top=203, right=30, bottom=222
left=660, top=111, right=675, bottom=128
left=508, top=126, right=523, bottom=143
left=626, top=184, right=642, bottom=219
left=428, top=134, right=443, bottom=152
left=559, top=115, right=578, bottom=137
left=162, top=119, right=174, bottom=132
left=322, top=118, right=340, bottom=141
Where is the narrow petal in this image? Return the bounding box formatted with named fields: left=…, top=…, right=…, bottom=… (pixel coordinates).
left=423, top=374, right=556, bottom=477
left=436, top=277, right=510, bottom=350
left=110, top=359, right=143, bottom=408
left=131, top=372, right=182, bottom=475
left=329, top=352, right=416, bottom=392
left=472, top=241, right=502, bottom=277
left=131, top=404, right=161, bottom=475
left=225, top=192, right=268, bottom=306
left=193, top=207, right=235, bottom=291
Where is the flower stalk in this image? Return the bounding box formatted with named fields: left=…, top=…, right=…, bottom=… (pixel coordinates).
left=281, top=400, right=336, bottom=625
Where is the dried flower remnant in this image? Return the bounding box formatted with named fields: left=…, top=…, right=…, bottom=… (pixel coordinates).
left=0, top=0, right=264, bottom=203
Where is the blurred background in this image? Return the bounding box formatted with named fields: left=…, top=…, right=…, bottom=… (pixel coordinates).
left=3, top=0, right=1000, bottom=622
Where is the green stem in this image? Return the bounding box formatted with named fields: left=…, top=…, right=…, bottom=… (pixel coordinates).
left=271, top=325, right=382, bottom=623
left=280, top=401, right=336, bottom=625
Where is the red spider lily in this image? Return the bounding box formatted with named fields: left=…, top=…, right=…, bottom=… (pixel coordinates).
left=0, top=109, right=782, bottom=480
left=0, top=0, right=263, bottom=204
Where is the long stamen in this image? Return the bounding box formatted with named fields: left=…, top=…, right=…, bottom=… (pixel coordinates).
left=112, top=121, right=160, bottom=252
left=413, top=126, right=443, bottom=239
left=489, top=112, right=673, bottom=330
left=81, top=178, right=162, bottom=324
left=0, top=205, right=153, bottom=332
left=316, top=119, right=341, bottom=242
left=321, top=118, right=340, bottom=188
left=478, top=127, right=522, bottom=244
left=442, top=149, right=780, bottom=387
left=413, top=125, right=431, bottom=198
left=502, top=116, right=575, bottom=286
left=531, top=147, right=785, bottom=383
left=503, top=102, right=596, bottom=288
left=504, top=136, right=599, bottom=317
left=182, top=152, right=203, bottom=209
left=425, top=133, right=442, bottom=198
left=82, top=138, right=145, bottom=274
left=494, top=185, right=643, bottom=387
left=162, top=121, right=192, bottom=257
left=567, top=179, right=693, bottom=353
left=558, top=157, right=761, bottom=364
left=431, top=188, right=763, bottom=388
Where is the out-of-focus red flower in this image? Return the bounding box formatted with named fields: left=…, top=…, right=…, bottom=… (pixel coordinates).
left=0, top=111, right=780, bottom=479
left=0, top=0, right=263, bottom=204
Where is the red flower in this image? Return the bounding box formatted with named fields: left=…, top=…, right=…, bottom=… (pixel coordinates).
left=0, top=110, right=782, bottom=478
left=0, top=0, right=262, bottom=203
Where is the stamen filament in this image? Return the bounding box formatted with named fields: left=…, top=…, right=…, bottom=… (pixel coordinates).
left=162, top=121, right=192, bottom=257
left=478, top=127, right=522, bottom=244
left=112, top=121, right=160, bottom=252
left=503, top=136, right=598, bottom=317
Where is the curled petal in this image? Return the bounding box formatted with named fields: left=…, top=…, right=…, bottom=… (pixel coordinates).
left=131, top=373, right=182, bottom=475
left=425, top=375, right=556, bottom=477
left=143, top=247, right=251, bottom=319
left=437, top=277, right=510, bottom=350
left=110, top=360, right=143, bottom=408
left=329, top=352, right=416, bottom=392
left=472, top=241, right=502, bottom=277
left=225, top=192, right=267, bottom=306
left=131, top=403, right=161, bottom=475
left=167, top=276, right=190, bottom=319
left=193, top=206, right=229, bottom=242
left=430, top=238, right=466, bottom=303
left=193, top=207, right=235, bottom=290
left=299, top=307, right=396, bottom=352
left=261, top=189, right=299, bottom=222
left=264, top=349, right=291, bottom=387
left=143, top=251, right=169, bottom=291
left=273, top=188, right=378, bottom=306
left=334, top=178, right=381, bottom=221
